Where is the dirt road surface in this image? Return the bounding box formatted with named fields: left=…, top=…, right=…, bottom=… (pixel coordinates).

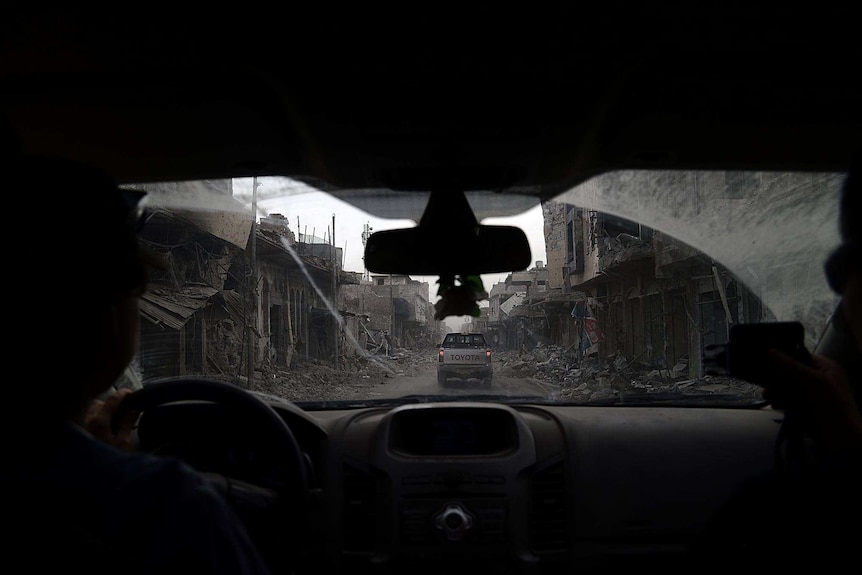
left=359, top=360, right=555, bottom=401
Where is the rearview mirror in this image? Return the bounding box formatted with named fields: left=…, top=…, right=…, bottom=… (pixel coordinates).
left=362, top=190, right=532, bottom=276
left=364, top=224, right=531, bottom=275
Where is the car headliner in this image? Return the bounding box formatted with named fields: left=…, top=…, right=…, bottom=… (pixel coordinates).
left=1, top=7, right=859, bottom=219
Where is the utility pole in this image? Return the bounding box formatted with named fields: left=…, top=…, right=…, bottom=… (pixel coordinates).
left=332, top=213, right=338, bottom=365
left=361, top=222, right=373, bottom=280
left=246, top=177, right=259, bottom=388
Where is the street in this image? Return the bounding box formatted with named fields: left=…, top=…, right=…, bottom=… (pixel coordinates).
left=358, top=359, right=556, bottom=400
left=251, top=347, right=560, bottom=404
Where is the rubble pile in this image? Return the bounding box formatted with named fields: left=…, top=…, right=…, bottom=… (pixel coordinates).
left=495, top=344, right=762, bottom=402
left=249, top=346, right=436, bottom=402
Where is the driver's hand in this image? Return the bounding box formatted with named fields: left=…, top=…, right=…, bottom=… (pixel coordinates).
left=83, top=388, right=137, bottom=452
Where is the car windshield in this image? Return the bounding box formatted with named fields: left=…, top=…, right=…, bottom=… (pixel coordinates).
left=126, top=168, right=844, bottom=408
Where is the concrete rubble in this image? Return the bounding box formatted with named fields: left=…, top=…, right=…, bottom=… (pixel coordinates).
left=237, top=340, right=766, bottom=405
left=496, top=343, right=763, bottom=403
left=248, top=347, right=435, bottom=402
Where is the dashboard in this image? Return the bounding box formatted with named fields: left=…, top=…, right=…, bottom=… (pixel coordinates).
left=136, top=398, right=783, bottom=574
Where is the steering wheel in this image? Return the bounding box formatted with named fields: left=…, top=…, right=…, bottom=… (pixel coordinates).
left=113, top=377, right=311, bottom=571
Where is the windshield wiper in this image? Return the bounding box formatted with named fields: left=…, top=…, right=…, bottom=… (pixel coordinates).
left=295, top=393, right=768, bottom=411
left=577, top=392, right=769, bottom=408
left=295, top=394, right=552, bottom=410
left=397, top=394, right=553, bottom=403
left=294, top=396, right=429, bottom=410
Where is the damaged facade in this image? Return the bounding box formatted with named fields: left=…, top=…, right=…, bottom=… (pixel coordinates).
left=339, top=275, right=442, bottom=353
left=485, top=263, right=550, bottom=351
left=537, top=203, right=762, bottom=378
left=498, top=171, right=825, bottom=380
left=131, top=181, right=440, bottom=385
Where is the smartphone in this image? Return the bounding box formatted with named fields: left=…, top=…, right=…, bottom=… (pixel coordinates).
left=727, top=322, right=811, bottom=386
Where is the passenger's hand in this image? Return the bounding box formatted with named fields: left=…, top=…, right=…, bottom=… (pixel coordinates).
left=83, top=388, right=138, bottom=452
left=766, top=350, right=862, bottom=458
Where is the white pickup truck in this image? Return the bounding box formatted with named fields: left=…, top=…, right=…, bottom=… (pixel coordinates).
left=437, top=332, right=493, bottom=386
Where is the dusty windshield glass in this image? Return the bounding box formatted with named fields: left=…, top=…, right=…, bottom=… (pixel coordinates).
left=128, top=170, right=844, bottom=406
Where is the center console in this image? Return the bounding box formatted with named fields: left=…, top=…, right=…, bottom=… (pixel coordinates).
left=356, top=403, right=539, bottom=570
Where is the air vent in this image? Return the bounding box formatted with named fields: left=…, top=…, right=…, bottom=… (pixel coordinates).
left=342, top=463, right=377, bottom=552
left=529, top=461, right=568, bottom=554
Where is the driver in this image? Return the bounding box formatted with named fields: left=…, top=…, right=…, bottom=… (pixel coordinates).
left=4, top=153, right=273, bottom=575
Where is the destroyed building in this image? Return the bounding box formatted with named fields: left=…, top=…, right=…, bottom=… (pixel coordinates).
left=529, top=171, right=840, bottom=379
left=338, top=274, right=442, bottom=353
left=485, top=263, right=550, bottom=351
left=538, top=202, right=761, bottom=378
left=131, top=180, right=363, bottom=384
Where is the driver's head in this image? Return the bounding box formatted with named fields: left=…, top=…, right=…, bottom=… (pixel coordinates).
left=14, top=154, right=164, bottom=420
left=37, top=156, right=153, bottom=301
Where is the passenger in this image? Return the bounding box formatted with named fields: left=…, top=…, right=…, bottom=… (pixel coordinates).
left=3, top=154, right=273, bottom=575
left=695, top=158, right=861, bottom=571
left=765, top=160, right=862, bottom=461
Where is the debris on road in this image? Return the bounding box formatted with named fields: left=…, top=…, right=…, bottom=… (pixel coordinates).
left=495, top=343, right=762, bottom=403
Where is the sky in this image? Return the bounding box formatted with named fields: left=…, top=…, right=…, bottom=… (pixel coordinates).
left=234, top=177, right=548, bottom=330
